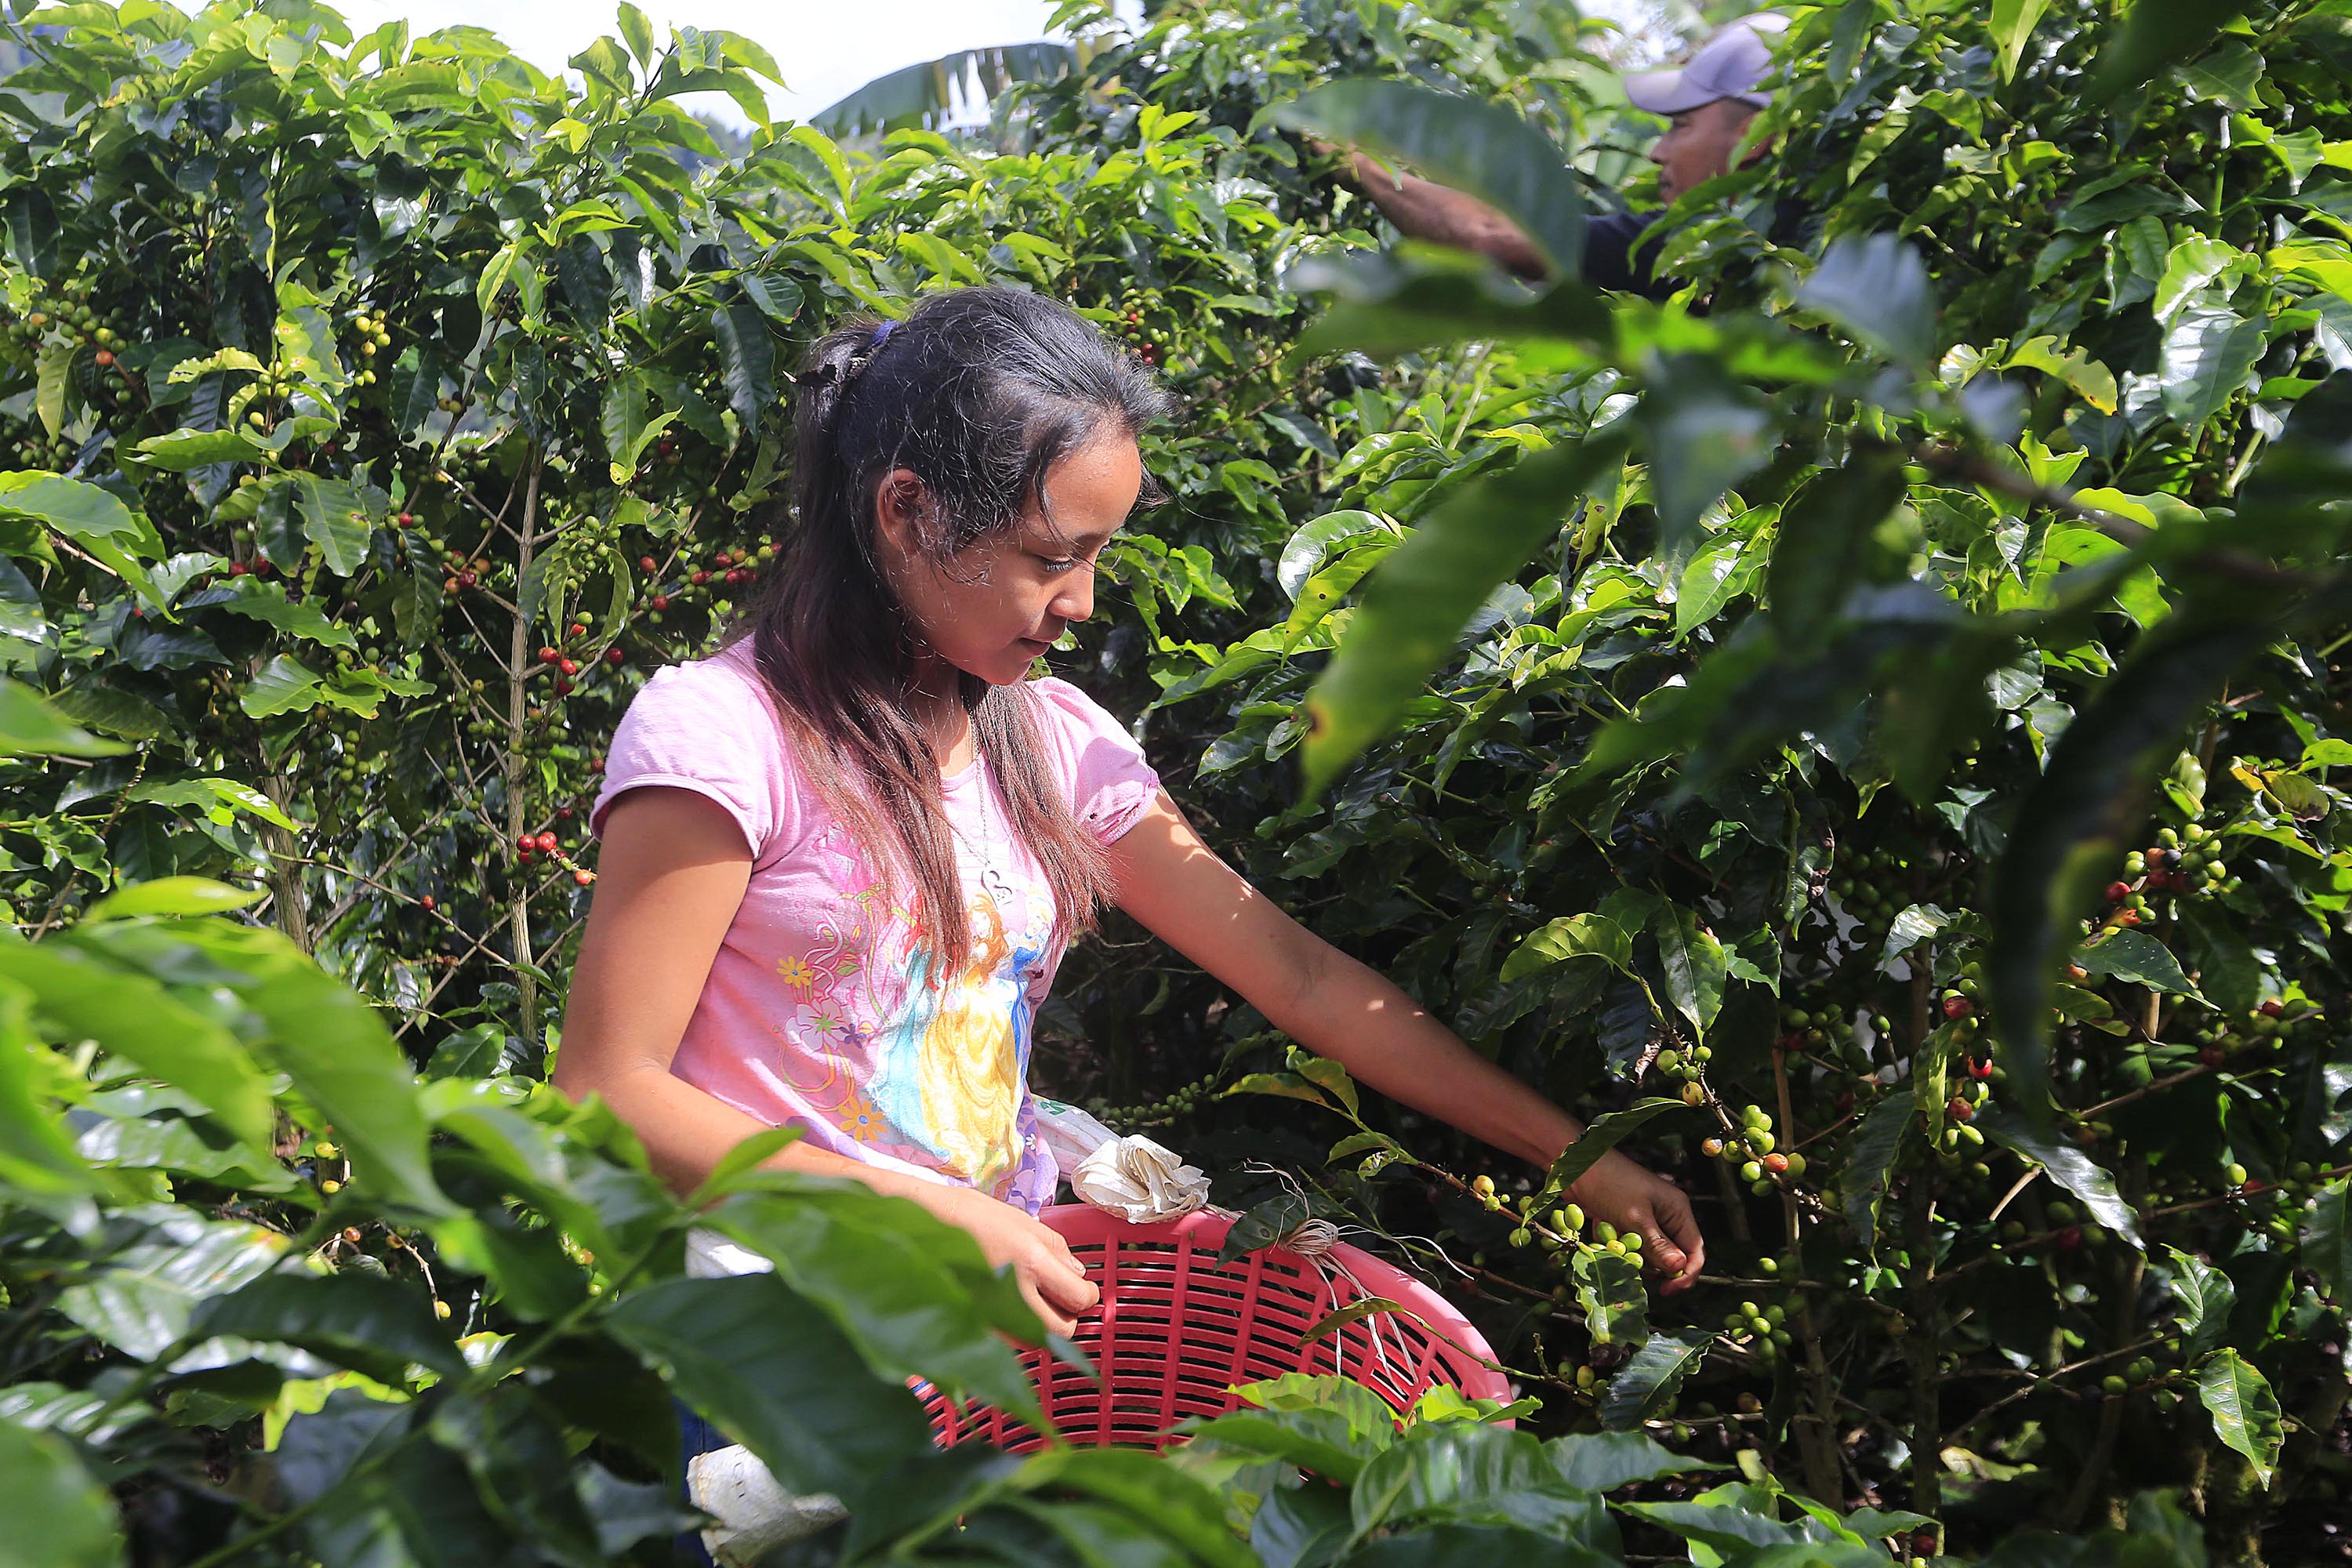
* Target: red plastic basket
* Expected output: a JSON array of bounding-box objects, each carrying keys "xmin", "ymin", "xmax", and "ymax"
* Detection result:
[{"xmin": 918, "ymin": 1203, "xmax": 1512, "ymax": 1453}]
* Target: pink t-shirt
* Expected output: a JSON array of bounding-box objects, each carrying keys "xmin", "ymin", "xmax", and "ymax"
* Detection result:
[{"xmin": 589, "ymin": 640, "xmax": 1160, "ymax": 1212}]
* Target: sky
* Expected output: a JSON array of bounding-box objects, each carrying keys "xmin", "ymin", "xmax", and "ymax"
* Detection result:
[{"xmin": 169, "ymin": 1, "xmax": 1131, "ymax": 125}]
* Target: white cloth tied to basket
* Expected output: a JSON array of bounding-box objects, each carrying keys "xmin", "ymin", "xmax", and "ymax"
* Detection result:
[{"xmin": 682, "ymin": 1099, "xmax": 1388, "ymax": 1563}]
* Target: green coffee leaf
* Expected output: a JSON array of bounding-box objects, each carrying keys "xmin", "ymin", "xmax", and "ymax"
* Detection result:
[
  {"xmin": 1991, "ymin": 0, "xmax": 2055, "ymax": 81},
  {"xmin": 1542, "ymin": 1430, "xmax": 1714, "ymax": 1492},
  {"xmin": 192, "ymin": 1271, "xmax": 469, "ymax": 1381},
  {"xmin": 605, "ymin": 1272, "xmax": 935, "ymax": 1498},
  {"xmin": 1272, "ymin": 79, "xmax": 1584, "ymax": 275},
  {"xmin": 1842, "ymin": 1088, "xmax": 1915, "ymax": 1252},
  {"xmin": 0, "ymin": 471, "xmax": 149, "ymax": 546},
  {"xmin": 2195, "ymin": 1348, "xmax": 2282, "ymax": 1486},
  {"xmin": 2070, "ymin": 927, "xmax": 2195, "ymax": 994},
  {"xmin": 2301, "ymin": 1179, "xmax": 2352, "ymax": 1304},
  {"xmin": 1976, "ymin": 1107, "xmax": 2143, "ymax": 1250},
  {"xmin": 2163, "ymin": 1245, "xmax": 2237, "ymax": 1361},
  {"xmin": 1549, "ymin": 1098, "xmax": 1688, "ymax": 1194},
  {"xmin": 1987, "ymin": 607, "xmax": 2277, "ymax": 1122},
  {"xmin": 2161, "ymin": 293, "xmax": 2268, "ymax": 430},
  {"xmin": 1653, "ymin": 903, "xmax": 1726, "ymax": 1040},
  {"xmin": 2093, "ymin": 0, "xmax": 2257, "ymax": 100},
  {"xmin": 1180, "ymin": 1406, "xmax": 1378, "ymax": 1484},
  {"xmin": 84, "ymin": 877, "xmax": 264, "ymax": 922},
  {"xmin": 0, "ymin": 940, "xmax": 274, "ymax": 1149},
  {"xmin": 0, "ymin": 680, "xmax": 129, "ymax": 757},
  {"xmin": 1571, "ymin": 1247, "xmax": 1647, "ymax": 1346},
  {"xmin": 1600, "ymin": 1330, "xmax": 1708, "ymax": 1431},
  {"xmin": 241, "ymin": 655, "xmax": 323, "ymax": 718},
  {"xmin": 1500, "ymin": 913, "xmax": 1632, "ymax": 982},
  {"xmin": 1795, "ymin": 235, "xmax": 1936, "ymax": 368},
  {"xmin": 0, "ymin": 1419, "xmax": 122, "ymax": 1568},
  {"xmin": 1301, "ymin": 429, "xmax": 1627, "ymax": 794},
  {"xmin": 294, "ymin": 474, "xmax": 371, "ymax": 576},
  {"xmin": 1766, "ymin": 446, "xmax": 1909, "ymax": 655}
]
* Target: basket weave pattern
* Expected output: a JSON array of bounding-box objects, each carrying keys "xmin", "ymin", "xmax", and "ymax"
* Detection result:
[{"xmin": 919, "ymin": 1204, "xmax": 1512, "ymax": 1453}]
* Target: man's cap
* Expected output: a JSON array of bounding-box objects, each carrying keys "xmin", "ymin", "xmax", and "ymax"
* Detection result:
[{"xmin": 1623, "ymin": 13, "xmax": 1791, "ymax": 116}]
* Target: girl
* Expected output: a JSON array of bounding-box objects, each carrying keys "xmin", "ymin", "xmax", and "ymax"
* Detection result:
[{"xmin": 555, "ymin": 285, "xmax": 1704, "ymax": 1341}]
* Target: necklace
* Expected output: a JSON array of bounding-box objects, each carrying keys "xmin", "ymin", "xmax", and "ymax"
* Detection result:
[{"xmin": 949, "ymin": 753, "xmax": 1018, "ymax": 910}]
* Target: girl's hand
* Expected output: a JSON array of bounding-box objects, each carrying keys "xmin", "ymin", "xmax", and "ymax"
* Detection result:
[
  {"xmin": 929, "ymin": 1185, "xmax": 1100, "ymax": 1339},
  {"xmin": 1568, "ymin": 1149, "xmax": 1706, "ymax": 1294}
]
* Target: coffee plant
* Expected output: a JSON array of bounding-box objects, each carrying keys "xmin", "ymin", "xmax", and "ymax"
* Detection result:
[
  {"xmin": 1124, "ymin": 0, "xmax": 2352, "ymax": 1561},
  {"xmin": 0, "ymin": 0, "xmax": 2340, "ymax": 1562}
]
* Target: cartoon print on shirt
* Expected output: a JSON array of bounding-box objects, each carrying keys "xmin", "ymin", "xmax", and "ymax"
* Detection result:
[
  {"xmin": 896, "ymin": 895, "xmax": 1051, "ymax": 1189},
  {"xmin": 775, "ymin": 811, "xmax": 1058, "ymax": 1195}
]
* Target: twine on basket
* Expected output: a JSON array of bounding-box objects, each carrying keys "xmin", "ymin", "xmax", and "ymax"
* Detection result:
[
  {"xmin": 1035, "ymin": 1102, "xmax": 1454, "ymax": 1388},
  {"xmin": 1233, "ymin": 1162, "xmax": 1407, "ymax": 1384}
]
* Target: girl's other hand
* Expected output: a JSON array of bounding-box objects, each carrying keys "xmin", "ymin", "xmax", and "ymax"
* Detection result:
[
  {"xmin": 929, "ymin": 1186, "xmax": 1099, "ymax": 1339},
  {"xmin": 1568, "ymin": 1149, "xmax": 1707, "ymax": 1294}
]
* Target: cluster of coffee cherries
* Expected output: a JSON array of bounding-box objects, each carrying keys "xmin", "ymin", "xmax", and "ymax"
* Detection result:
[
  {"xmin": 1718, "ymin": 1297, "xmax": 1793, "ymax": 1365},
  {"xmin": 1996, "ymin": 1198, "xmax": 2101, "ymax": 1255},
  {"xmin": 535, "ymin": 622, "xmax": 629, "ymax": 697},
  {"xmin": 309, "ymin": 1134, "xmax": 347, "ymax": 1197},
  {"xmin": 1935, "ymin": 967, "xmax": 1996, "ymax": 1149},
  {"xmin": 7, "ymin": 423, "xmax": 78, "ymax": 468},
  {"xmin": 682, "ymin": 541, "xmax": 773, "ymax": 592},
  {"xmin": 2225, "ymin": 1156, "xmax": 2336, "ymax": 1244},
  {"xmin": 2190, "ymin": 997, "xmax": 2323, "ymax": 1068},
  {"xmin": 434, "ymin": 539, "xmax": 489, "ymax": 593},
  {"xmin": 1825, "ymin": 847, "xmax": 1917, "ymax": 942},
  {"xmin": 514, "ymin": 826, "xmax": 595, "ymax": 887},
  {"xmin": 1468, "ymin": 1177, "xmax": 1647, "ymax": 1271},
  {"xmin": 0, "ymin": 273, "xmax": 133, "ymax": 368},
  {"xmin": 1941, "ymin": 1073, "xmax": 1992, "ymax": 1155},
  {"xmin": 2097, "ymin": 825, "xmax": 2229, "ymax": 929},
  {"xmin": 1090, "ymin": 1070, "xmax": 1218, "ymax": 1129},
  {"xmin": 345, "ymin": 309, "xmax": 393, "ymax": 387},
  {"xmin": 2100, "ymin": 1349, "xmax": 2169, "ymax": 1398},
  {"xmin": 630, "ymin": 433, "xmax": 731, "ymax": 505},
  {"xmin": 1105, "ymin": 289, "xmax": 1160, "ymax": 368},
  {"xmin": 1651, "ymin": 1043, "xmax": 1715, "ymax": 1105},
  {"xmin": 1700, "ymin": 1104, "xmax": 1805, "ymax": 1197},
  {"xmin": 637, "ymin": 539, "xmax": 782, "ymax": 630},
  {"xmin": 1777, "ymin": 1003, "xmax": 1872, "ymax": 1076}
]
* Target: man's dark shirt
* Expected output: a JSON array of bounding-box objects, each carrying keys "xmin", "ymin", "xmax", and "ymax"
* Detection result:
[
  {"xmin": 1579, "ymin": 202, "xmax": 1808, "ymax": 301},
  {"xmin": 1582, "ymin": 209, "xmax": 1674, "ymax": 299}
]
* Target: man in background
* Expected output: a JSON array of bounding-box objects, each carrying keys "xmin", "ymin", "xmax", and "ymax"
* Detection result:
[{"xmin": 1320, "ymin": 13, "xmax": 1790, "ymax": 296}]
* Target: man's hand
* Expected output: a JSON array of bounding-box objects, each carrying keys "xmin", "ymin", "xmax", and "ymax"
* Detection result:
[
  {"xmin": 1301, "ymin": 135, "xmax": 1381, "ymax": 187},
  {"xmin": 1291, "ymin": 132, "xmax": 1550, "ymax": 281}
]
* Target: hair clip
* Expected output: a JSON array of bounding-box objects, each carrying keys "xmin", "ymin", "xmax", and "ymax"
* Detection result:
[{"xmin": 844, "ymin": 318, "xmax": 895, "ymax": 381}]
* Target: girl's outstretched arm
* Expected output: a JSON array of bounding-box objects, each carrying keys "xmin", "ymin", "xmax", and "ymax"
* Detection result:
[{"xmin": 1108, "ymin": 790, "xmax": 1704, "ymax": 1292}]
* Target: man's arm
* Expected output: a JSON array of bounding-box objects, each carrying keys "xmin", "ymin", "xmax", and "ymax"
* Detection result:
[{"xmin": 1331, "ymin": 147, "xmax": 1551, "ymax": 281}]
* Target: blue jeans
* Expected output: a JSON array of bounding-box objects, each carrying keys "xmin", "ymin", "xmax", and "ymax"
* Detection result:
[{"xmin": 677, "ymin": 1402, "xmax": 728, "ymax": 1568}]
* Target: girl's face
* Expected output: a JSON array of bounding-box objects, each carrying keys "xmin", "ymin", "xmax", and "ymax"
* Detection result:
[{"xmin": 874, "ymin": 432, "xmax": 1144, "ymax": 690}]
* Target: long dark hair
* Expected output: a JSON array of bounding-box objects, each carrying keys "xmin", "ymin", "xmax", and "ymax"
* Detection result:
[{"xmin": 723, "ymin": 286, "xmax": 1172, "ymax": 964}]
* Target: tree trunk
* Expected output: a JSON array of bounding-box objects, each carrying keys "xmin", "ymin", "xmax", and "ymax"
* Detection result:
[{"xmin": 506, "ymin": 456, "xmax": 541, "ymax": 1047}]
